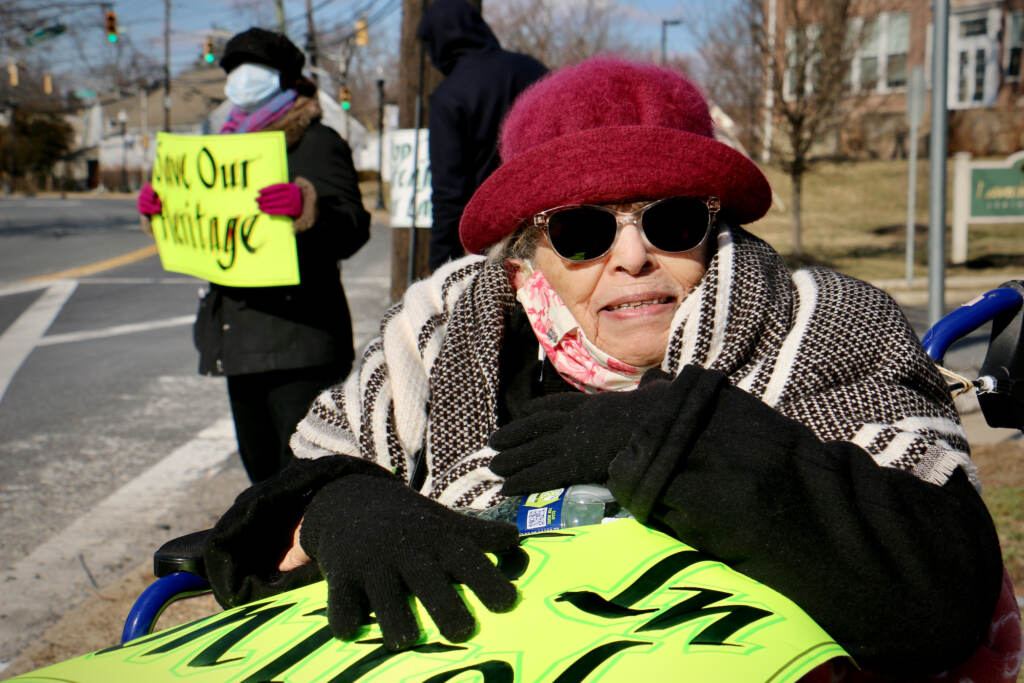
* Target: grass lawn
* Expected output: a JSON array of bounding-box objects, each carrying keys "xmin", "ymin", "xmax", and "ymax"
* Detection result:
[{"xmin": 752, "ymin": 159, "xmax": 1024, "ymax": 282}]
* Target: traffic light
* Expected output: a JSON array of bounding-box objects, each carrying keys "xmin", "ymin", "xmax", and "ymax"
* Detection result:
[
  {"xmin": 354, "ymin": 17, "xmax": 368, "ymax": 47},
  {"xmin": 203, "ymin": 37, "xmax": 215, "ymax": 63},
  {"xmin": 339, "ymin": 85, "xmax": 352, "ymax": 111},
  {"xmin": 43, "ymin": 74, "xmax": 52, "ymax": 94},
  {"xmin": 104, "ymin": 10, "xmax": 118, "ymax": 43},
  {"xmin": 7, "ymin": 62, "xmax": 18, "ymax": 87}
]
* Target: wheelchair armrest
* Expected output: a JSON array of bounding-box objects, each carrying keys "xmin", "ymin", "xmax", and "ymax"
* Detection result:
[
  {"xmin": 978, "ymin": 280, "xmax": 1024, "ymax": 430},
  {"xmin": 154, "ymin": 529, "xmax": 212, "ymax": 580}
]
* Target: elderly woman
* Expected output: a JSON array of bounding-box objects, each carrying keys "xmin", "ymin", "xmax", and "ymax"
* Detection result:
[{"xmin": 204, "ymin": 58, "xmax": 1016, "ymax": 680}]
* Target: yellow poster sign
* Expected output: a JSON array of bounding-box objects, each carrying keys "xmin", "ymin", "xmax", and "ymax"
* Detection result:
[
  {"xmin": 15, "ymin": 521, "xmax": 848, "ymax": 682},
  {"xmin": 149, "ymin": 131, "xmax": 299, "ymax": 287}
]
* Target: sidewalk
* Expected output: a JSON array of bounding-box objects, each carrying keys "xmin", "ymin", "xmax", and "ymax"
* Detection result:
[{"xmin": 872, "ymin": 274, "xmax": 1018, "ymax": 308}]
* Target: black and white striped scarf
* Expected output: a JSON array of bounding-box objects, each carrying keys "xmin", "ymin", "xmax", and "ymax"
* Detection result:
[{"xmin": 292, "ymin": 225, "xmax": 972, "ymax": 509}]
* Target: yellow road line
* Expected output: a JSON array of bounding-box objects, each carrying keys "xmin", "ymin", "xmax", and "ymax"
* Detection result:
[{"xmin": 23, "ymin": 244, "xmax": 159, "ymax": 282}]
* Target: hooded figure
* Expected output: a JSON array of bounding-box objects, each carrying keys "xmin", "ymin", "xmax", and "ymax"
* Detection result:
[
  {"xmin": 137, "ymin": 27, "xmax": 370, "ymax": 483},
  {"xmin": 416, "ymin": 0, "xmax": 546, "ymax": 270}
]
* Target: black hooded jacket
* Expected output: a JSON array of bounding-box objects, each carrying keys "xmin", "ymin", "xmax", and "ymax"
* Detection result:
[{"xmin": 417, "ymin": 0, "xmax": 547, "ymax": 269}]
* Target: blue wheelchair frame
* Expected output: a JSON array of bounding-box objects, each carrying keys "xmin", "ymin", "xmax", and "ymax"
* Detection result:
[{"xmin": 121, "ymin": 281, "xmax": 1024, "ymax": 644}]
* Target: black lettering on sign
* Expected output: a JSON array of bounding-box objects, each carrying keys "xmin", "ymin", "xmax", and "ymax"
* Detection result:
[
  {"xmin": 218, "ymin": 217, "xmax": 238, "ymax": 270},
  {"xmin": 554, "ymin": 550, "xmax": 713, "ymax": 619},
  {"xmin": 96, "ymin": 600, "xmax": 293, "ymax": 660},
  {"xmin": 421, "ymin": 660, "xmax": 515, "ymax": 683},
  {"xmin": 636, "ymin": 586, "xmax": 772, "ymax": 646},
  {"xmin": 610, "ymin": 550, "xmax": 713, "ymax": 606},
  {"xmin": 239, "ymin": 214, "xmax": 262, "ymax": 254},
  {"xmin": 325, "ymin": 638, "xmax": 467, "ymax": 683},
  {"xmin": 552, "ymin": 640, "xmax": 651, "ymax": 683},
  {"xmin": 195, "ymin": 146, "xmax": 260, "ymax": 190},
  {"xmin": 152, "ymin": 152, "xmax": 190, "ymax": 189},
  {"xmin": 197, "ymin": 147, "xmax": 217, "ymax": 189},
  {"xmin": 555, "ymin": 592, "xmax": 656, "ymax": 619},
  {"xmin": 168, "ymin": 603, "xmax": 293, "ymax": 667},
  {"xmin": 236, "ymin": 624, "xmax": 334, "ymax": 683},
  {"xmin": 554, "ymin": 549, "xmax": 771, "ymax": 647}
]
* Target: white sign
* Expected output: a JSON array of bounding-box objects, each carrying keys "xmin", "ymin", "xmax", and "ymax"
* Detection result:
[{"xmin": 387, "ymin": 128, "xmax": 432, "ymax": 228}]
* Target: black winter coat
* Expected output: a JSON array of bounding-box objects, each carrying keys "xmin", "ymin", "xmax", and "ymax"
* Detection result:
[
  {"xmin": 194, "ymin": 100, "xmax": 370, "ymax": 376},
  {"xmin": 417, "ymin": 0, "xmax": 547, "ymax": 269}
]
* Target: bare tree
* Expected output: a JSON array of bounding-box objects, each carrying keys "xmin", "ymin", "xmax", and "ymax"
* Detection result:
[
  {"xmin": 484, "ymin": 0, "xmax": 640, "ymax": 69},
  {"xmin": 694, "ymin": 0, "xmax": 764, "ymax": 159},
  {"xmin": 745, "ymin": 0, "xmax": 869, "ymax": 256}
]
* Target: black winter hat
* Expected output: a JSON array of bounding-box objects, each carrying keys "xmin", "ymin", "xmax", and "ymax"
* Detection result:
[{"xmin": 220, "ymin": 27, "xmax": 305, "ymax": 83}]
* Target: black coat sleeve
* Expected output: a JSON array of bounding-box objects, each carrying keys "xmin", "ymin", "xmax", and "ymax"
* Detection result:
[
  {"xmin": 291, "ymin": 123, "xmax": 370, "ymax": 261},
  {"xmin": 606, "ymin": 365, "xmax": 1003, "ymax": 678}
]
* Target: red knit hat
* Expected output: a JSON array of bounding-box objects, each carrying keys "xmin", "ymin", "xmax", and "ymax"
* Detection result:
[{"xmin": 459, "ymin": 56, "xmax": 772, "ymax": 254}]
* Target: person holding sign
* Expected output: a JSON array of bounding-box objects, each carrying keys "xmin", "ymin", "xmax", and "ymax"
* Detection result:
[
  {"xmin": 202, "ymin": 58, "xmax": 1020, "ymax": 680},
  {"xmin": 138, "ymin": 28, "xmax": 370, "ymax": 483}
]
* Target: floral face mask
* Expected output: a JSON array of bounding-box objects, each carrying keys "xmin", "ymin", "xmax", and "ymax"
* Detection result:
[{"xmin": 513, "ymin": 260, "xmax": 652, "ymax": 393}]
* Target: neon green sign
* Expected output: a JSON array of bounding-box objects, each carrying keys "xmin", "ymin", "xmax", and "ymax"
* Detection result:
[
  {"xmin": 149, "ymin": 131, "xmax": 299, "ymax": 287},
  {"xmin": 15, "ymin": 521, "xmax": 847, "ymax": 682}
]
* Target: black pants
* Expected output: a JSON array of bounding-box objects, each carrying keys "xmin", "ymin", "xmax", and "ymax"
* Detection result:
[{"xmin": 226, "ymin": 363, "xmax": 349, "ymax": 483}]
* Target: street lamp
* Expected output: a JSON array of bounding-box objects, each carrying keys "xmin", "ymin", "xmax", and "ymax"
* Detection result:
[{"xmin": 660, "ymin": 18, "xmax": 683, "ymax": 65}]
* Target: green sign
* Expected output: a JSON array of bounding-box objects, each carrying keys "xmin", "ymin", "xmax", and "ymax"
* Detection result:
[
  {"xmin": 970, "ymin": 152, "xmax": 1024, "ymax": 219},
  {"xmin": 13, "ymin": 521, "xmax": 848, "ymax": 682},
  {"xmin": 149, "ymin": 131, "xmax": 300, "ymax": 287}
]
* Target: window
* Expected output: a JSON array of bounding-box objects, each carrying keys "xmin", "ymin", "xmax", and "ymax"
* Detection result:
[
  {"xmin": 960, "ymin": 17, "xmax": 987, "ymax": 37},
  {"xmin": 783, "ymin": 26, "xmax": 819, "ymax": 100},
  {"xmin": 958, "ymin": 51, "xmax": 969, "ymax": 102},
  {"xmin": 948, "ymin": 9, "xmax": 999, "ymax": 108},
  {"xmin": 1006, "ymin": 11, "xmax": 1023, "ymax": 80},
  {"xmin": 974, "ymin": 48, "xmax": 986, "ymax": 101},
  {"xmin": 849, "ymin": 12, "xmax": 909, "ymax": 93},
  {"xmin": 885, "ymin": 13, "xmax": 909, "ymax": 89},
  {"xmin": 784, "ymin": 28, "xmax": 799, "ymax": 100},
  {"xmin": 858, "ymin": 17, "xmax": 880, "ymax": 92}
]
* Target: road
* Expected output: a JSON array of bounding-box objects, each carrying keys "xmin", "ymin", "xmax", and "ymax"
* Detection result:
[{"xmin": 0, "ymin": 196, "xmax": 392, "ymax": 668}]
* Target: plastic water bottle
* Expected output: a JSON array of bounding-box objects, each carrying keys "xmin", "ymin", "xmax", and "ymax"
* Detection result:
[{"xmin": 560, "ymin": 484, "xmax": 617, "ymax": 528}]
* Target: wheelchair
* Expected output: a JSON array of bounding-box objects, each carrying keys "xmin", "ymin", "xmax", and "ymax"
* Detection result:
[{"xmin": 19, "ymin": 282, "xmax": 1024, "ymax": 682}]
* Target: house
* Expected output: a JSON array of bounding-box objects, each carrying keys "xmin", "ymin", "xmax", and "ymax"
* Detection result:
[{"xmin": 764, "ymin": 0, "xmax": 1024, "ymax": 158}]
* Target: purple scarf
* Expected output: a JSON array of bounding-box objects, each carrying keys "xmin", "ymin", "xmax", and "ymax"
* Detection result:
[{"xmin": 220, "ymin": 89, "xmax": 298, "ymax": 134}]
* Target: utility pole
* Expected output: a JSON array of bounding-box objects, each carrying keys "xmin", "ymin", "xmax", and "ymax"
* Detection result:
[
  {"xmin": 376, "ymin": 78, "xmax": 385, "ymax": 209},
  {"xmin": 393, "ymin": 0, "xmax": 481, "ymax": 299},
  {"xmin": 118, "ymin": 110, "xmax": 128, "ymax": 191},
  {"xmin": 163, "ymin": 0, "xmax": 171, "ymax": 132},
  {"xmin": 4, "ymin": 103, "xmax": 15, "ymax": 195},
  {"xmin": 927, "ymin": 0, "xmax": 950, "ymax": 326},
  {"xmin": 304, "ymin": 0, "xmax": 318, "ymax": 82}
]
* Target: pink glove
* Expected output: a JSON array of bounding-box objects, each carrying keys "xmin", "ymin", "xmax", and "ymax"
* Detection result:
[
  {"xmin": 257, "ymin": 182, "xmax": 303, "ymax": 218},
  {"xmin": 137, "ymin": 182, "xmax": 162, "ymax": 216}
]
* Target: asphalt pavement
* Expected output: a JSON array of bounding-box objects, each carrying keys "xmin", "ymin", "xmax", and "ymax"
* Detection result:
[{"xmin": 0, "ymin": 195, "xmax": 394, "ymax": 673}]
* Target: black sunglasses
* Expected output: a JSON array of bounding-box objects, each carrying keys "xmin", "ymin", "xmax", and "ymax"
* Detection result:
[{"xmin": 531, "ymin": 196, "xmax": 720, "ymax": 263}]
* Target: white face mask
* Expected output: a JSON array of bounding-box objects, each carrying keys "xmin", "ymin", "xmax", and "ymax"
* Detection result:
[{"xmin": 224, "ymin": 63, "xmax": 282, "ymax": 111}]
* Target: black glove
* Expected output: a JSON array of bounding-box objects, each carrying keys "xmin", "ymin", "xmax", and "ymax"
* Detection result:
[
  {"xmin": 488, "ymin": 369, "xmax": 675, "ymax": 495},
  {"xmin": 204, "ymin": 454, "xmax": 393, "ymax": 609},
  {"xmin": 299, "ymin": 474, "xmax": 520, "ymax": 650}
]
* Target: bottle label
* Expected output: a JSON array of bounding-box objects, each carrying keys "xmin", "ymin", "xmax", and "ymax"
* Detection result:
[{"xmin": 516, "ymin": 488, "xmax": 567, "ymax": 534}]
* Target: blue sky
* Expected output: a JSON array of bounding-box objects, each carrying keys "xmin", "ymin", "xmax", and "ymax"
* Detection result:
[{"xmin": 31, "ymin": 0, "xmax": 709, "ymax": 84}]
